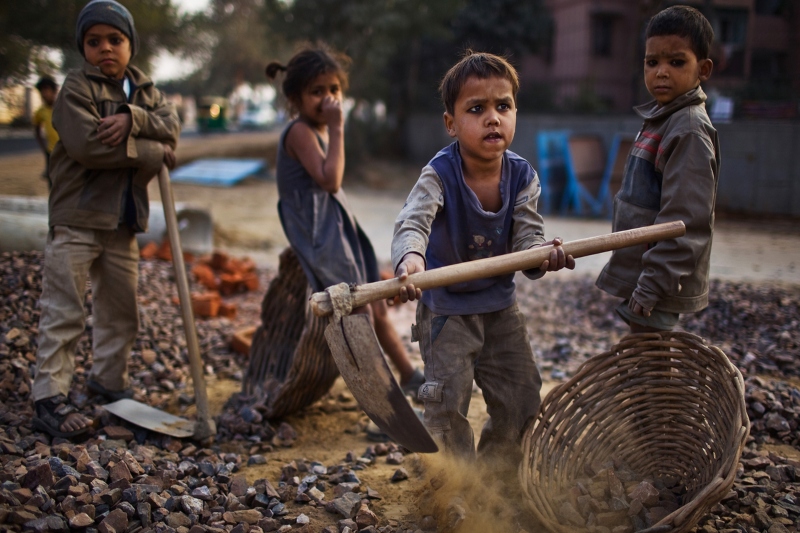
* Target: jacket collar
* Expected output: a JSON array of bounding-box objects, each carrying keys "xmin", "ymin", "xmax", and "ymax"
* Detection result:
[
  {"xmin": 81, "ymin": 61, "xmax": 153, "ymax": 89},
  {"xmin": 634, "ymin": 86, "xmax": 706, "ymax": 121}
]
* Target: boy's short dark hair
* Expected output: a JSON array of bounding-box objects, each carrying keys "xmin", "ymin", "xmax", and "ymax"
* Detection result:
[
  {"xmin": 35, "ymin": 76, "xmax": 58, "ymax": 92},
  {"xmin": 646, "ymin": 5, "xmax": 714, "ymax": 60},
  {"xmin": 439, "ymin": 51, "xmax": 520, "ymax": 115}
]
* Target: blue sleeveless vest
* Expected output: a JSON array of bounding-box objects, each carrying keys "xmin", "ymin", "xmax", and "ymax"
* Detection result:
[{"xmin": 422, "ymin": 142, "xmax": 535, "ymax": 315}]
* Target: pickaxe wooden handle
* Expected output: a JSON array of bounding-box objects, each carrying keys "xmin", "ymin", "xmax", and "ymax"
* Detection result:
[{"xmin": 310, "ymin": 220, "xmax": 685, "ymax": 317}]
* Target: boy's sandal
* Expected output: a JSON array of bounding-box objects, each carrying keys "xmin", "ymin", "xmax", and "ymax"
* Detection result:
[
  {"xmin": 87, "ymin": 380, "xmax": 134, "ymax": 402},
  {"xmin": 33, "ymin": 395, "xmax": 92, "ymax": 439}
]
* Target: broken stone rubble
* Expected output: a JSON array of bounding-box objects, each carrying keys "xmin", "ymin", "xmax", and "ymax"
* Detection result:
[{"xmin": 2, "ymin": 252, "xmax": 800, "ymax": 531}]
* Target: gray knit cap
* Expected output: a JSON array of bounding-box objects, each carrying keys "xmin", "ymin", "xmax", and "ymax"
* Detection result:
[{"xmin": 76, "ymin": 0, "xmax": 139, "ymax": 59}]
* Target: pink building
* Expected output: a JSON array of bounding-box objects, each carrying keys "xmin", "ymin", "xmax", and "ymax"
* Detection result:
[{"xmin": 520, "ymin": 0, "xmax": 800, "ymax": 113}]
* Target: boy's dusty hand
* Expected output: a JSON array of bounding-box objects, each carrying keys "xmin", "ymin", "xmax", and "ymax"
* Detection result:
[
  {"xmin": 162, "ymin": 144, "xmax": 176, "ymax": 170},
  {"xmin": 97, "ymin": 113, "xmax": 132, "ymax": 146},
  {"xmin": 628, "ymin": 296, "xmax": 652, "ymax": 317},
  {"xmin": 392, "ymin": 253, "xmax": 425, "ymax": 304},
  {"xmin": 538, "ymin": 238, "xmax": 576, "ymax": 272}
]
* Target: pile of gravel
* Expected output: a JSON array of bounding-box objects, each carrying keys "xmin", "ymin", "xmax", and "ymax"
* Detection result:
[{"xmin": 2, "ymin": 252, "xmax": 800, "ymax": 532}]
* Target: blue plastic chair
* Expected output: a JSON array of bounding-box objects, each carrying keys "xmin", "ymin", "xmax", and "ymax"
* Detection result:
[
  {"xmin": 559, "ymin": 133, "xmax": 635, "ymax": 218},
  {"xmin": 535, "ymin": 130, "xmax": 571, "ymax": 214},
  {"xmin": 595, "ymin": 133, "xmax": 635, "ymax": 218},
  {"xmin": 559, "ymin": 134, "xmax": 607, "ymax": 216}
]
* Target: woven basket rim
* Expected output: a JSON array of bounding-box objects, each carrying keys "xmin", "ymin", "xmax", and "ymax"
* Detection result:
[{"xmin": 520, "ymin": 331, "xmax": 749, "ymax": 533}]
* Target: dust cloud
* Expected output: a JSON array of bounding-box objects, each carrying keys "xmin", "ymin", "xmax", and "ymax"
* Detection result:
[{"xmin": 411, "ymin": 452, "xmax": 539, "ymax": 533}]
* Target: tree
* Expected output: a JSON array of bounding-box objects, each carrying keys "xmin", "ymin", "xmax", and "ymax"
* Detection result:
[
  {"xmin": 451, "ymin": 0, "xmax": 552, "ymax": 59},
  {"xmin": 271, "ymin": 0, "xmax": 550, "ymax": 156},
  {"xmin": 177, "ymin": 0, "xmax": 292, "ymax": 98},
  {"xmin": 1, "ymin": 0, "xmax": 190, "ymax": 88}
]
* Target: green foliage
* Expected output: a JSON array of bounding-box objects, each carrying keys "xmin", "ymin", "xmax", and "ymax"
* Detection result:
[
  {"xmin": 275, "ymin": 0, "xmax": 551, "ymax": 108},
  {"xmin": 1, "ymin": 0, "xmax": 190, "ymax": 87},
  {"xmin": 269, "ymin": 0, "xmax": 550, "ymax": 154},
  {"xmin": 451, "ymin": 0, "xmax": 552, "ymax": 58},
  {"xmin": 173, "ymin": 0, "xmax": 293, "ymax": 98},
  {"xmin": 517, "ymin": 82, "xmax": 557, "ymax": 113},
  {"xmin": 280, "ymin": 0, "xmax": 461, "ymax": 102},
  {"xmin": 564, "ymin": 79, "xmax": 613, "ymax": 115}
]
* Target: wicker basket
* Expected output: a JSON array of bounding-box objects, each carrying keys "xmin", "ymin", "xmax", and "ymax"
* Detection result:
[
  {"xmin": 243, "ymin": 247, "xmax": 339, "ymax": 419},
  {"xmin": 521, "ymin": 332, "xmax": 749, "ymax": 533}
]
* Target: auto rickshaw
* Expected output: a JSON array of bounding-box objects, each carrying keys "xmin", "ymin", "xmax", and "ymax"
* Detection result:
[{"xmin": 197, "ymin": 96, "xmax": 228, "ymax": 133}]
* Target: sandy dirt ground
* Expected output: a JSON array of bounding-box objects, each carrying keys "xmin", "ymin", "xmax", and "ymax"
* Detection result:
[{"xmin": 2, "ymin": 131, "xmax": 800, "ymax": 530}]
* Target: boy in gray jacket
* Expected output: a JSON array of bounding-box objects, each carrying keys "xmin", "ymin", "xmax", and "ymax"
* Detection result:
[
  {"xmin": 596, "ymin": 5, "xmax": 720, "ymax": 332},
  {"xmin": 33, "ymin": 0, "xmax": 179, "ymax": 439}
]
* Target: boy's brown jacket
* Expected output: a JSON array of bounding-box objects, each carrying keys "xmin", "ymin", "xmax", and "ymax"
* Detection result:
[
  {"xmin": 596, "ymin": 87, "xmax": 720, "ymax": 313},
  {"xmin": 49, "ymin": 62, "xmax": 180, "ymax": 232}
]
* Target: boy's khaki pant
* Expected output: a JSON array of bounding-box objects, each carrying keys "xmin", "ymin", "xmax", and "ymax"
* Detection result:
[
  {"xmin": 415, "ymin": 301, "xmax": 542, "ymax": 470},
  {"xmin": 33, "ymin": 225, "xmax": 139, "ymax": 401}
]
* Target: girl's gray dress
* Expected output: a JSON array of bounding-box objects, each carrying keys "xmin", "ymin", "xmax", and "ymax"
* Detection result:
[{"xmin": 276, "ymin": 119, "xmax": 379, "ymax": 292}]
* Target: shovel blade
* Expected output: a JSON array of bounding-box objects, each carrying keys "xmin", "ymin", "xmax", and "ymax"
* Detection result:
[
  {"xmin": 103, "ymin": 399, "xmax": 195, "ymax": 438},
  {"xmin": 325, "ymin": 315, "xmax": 438, "ymax": 453}
]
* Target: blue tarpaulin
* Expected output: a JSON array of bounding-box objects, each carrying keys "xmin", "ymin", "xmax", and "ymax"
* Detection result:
[{"xmin": 170, "ymin": 158, "xmax": 266, "ymax": 187}]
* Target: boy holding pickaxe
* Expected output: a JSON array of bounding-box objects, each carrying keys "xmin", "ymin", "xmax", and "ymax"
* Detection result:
[{"xmin": 392, "ymin": 51, "xmax": 574, "ymax": 473}]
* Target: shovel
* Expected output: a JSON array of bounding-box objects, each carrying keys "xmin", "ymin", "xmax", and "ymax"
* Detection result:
[
  {"xmin": 310, "ymin": 220, "xmax": 686, "ymax": 453},
  {"xmin": 104, "ymin": 166, "xmax": 217, "ymax": 440}
]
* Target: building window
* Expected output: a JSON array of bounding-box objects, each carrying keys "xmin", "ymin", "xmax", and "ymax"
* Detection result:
[
  {"xmin": 755, "ymin": 0, "xmax": 785, "ymax": 16},
  {"xmin": 717, "ymin": 9, "xmax": 748, "ymax": 46},
  {"xmin": 591, "ymin": 15, "xmax": 614, "ymax": 57},
  {"xmin": 715, "ymin": 8, "xmax": 748, "ymax": 77}
]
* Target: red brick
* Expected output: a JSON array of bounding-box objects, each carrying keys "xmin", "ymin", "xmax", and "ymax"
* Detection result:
[
  {"xmin": 191, "ymin": 292, "xmax": 220, "ymax": 318},
  {"xmin": 218, "ymin": 302, "xmax": 237, "ymax": 319},
  {"xmin": 139, "ymin": 242, "xmax": 158, "ymax": 260}
]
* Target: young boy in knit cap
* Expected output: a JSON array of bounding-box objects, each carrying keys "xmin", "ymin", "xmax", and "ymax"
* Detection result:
[{"xmin": 32, "ymin": 0, "xmax": 180, "ymax": 439}]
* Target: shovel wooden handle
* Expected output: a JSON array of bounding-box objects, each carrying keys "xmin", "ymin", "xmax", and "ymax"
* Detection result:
[
  {"xmin": 310, "ymin": 220, "xmax": 685, "ymax": 317},
  {"xmin": 157, "ymin": 166, "xmax": 216, "ymax": 440}
]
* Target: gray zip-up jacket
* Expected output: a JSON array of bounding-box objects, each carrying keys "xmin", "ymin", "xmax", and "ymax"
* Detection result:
[
  {"xmin": 596, "ymin": 86, "xmax": 720, "ymax": 313},
  {"xmin": 49, "ymin": 62, "xmax": 179, "ymax": 232}
]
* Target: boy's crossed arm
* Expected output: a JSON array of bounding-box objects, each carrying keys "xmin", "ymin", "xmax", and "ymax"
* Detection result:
[
  {"xmin": 100, "ymin": 90, "xmax": 180, "ymax": 169},
  {"xmin": 54, "ymin": 75, "xmax": 179, "ymax": 172},
  {"xmin": 119, "ymin": 90, "xmax": 180, "ymax": 147},
  {"xmin": 97, "ymin": 107, "xmax": 178, "ymax": 169}
]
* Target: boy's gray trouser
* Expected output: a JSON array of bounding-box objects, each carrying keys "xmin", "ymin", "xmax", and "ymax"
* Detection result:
[
  {"xmin": 33, "ymin": 225, "xmax": 139, "ymax": 401},
  {"xmin": 416, "ymin": 301, "xmax": 542, "ymax": 468}
]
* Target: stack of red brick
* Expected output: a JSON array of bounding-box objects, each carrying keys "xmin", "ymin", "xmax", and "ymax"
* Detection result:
[
  {"xmin": 189, "ymin": 252, "xmax": 259, "ymax": 319},
  {"xmin": 140, "ymin": 238, "xmax": 192, "ymax": 263},
  {"xmin": 140, "ymin": 241, "xmax": 259, "ymax": 319}
]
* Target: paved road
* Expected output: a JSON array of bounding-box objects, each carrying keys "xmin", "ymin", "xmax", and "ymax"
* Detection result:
[
  {"xmin": 217, "ymin": 181, "xmax": 799, "ymax": 286},
  {"xmin": 0, "ymin": 128, "xmax": 265, "ymax": 156},
  {"xmin": 0, "ymin": 137, "xmax": 38, "ymax": 155},
  {"xmin": 2, "ymin": 129, "xmax": 797, "ymax": 286}
]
